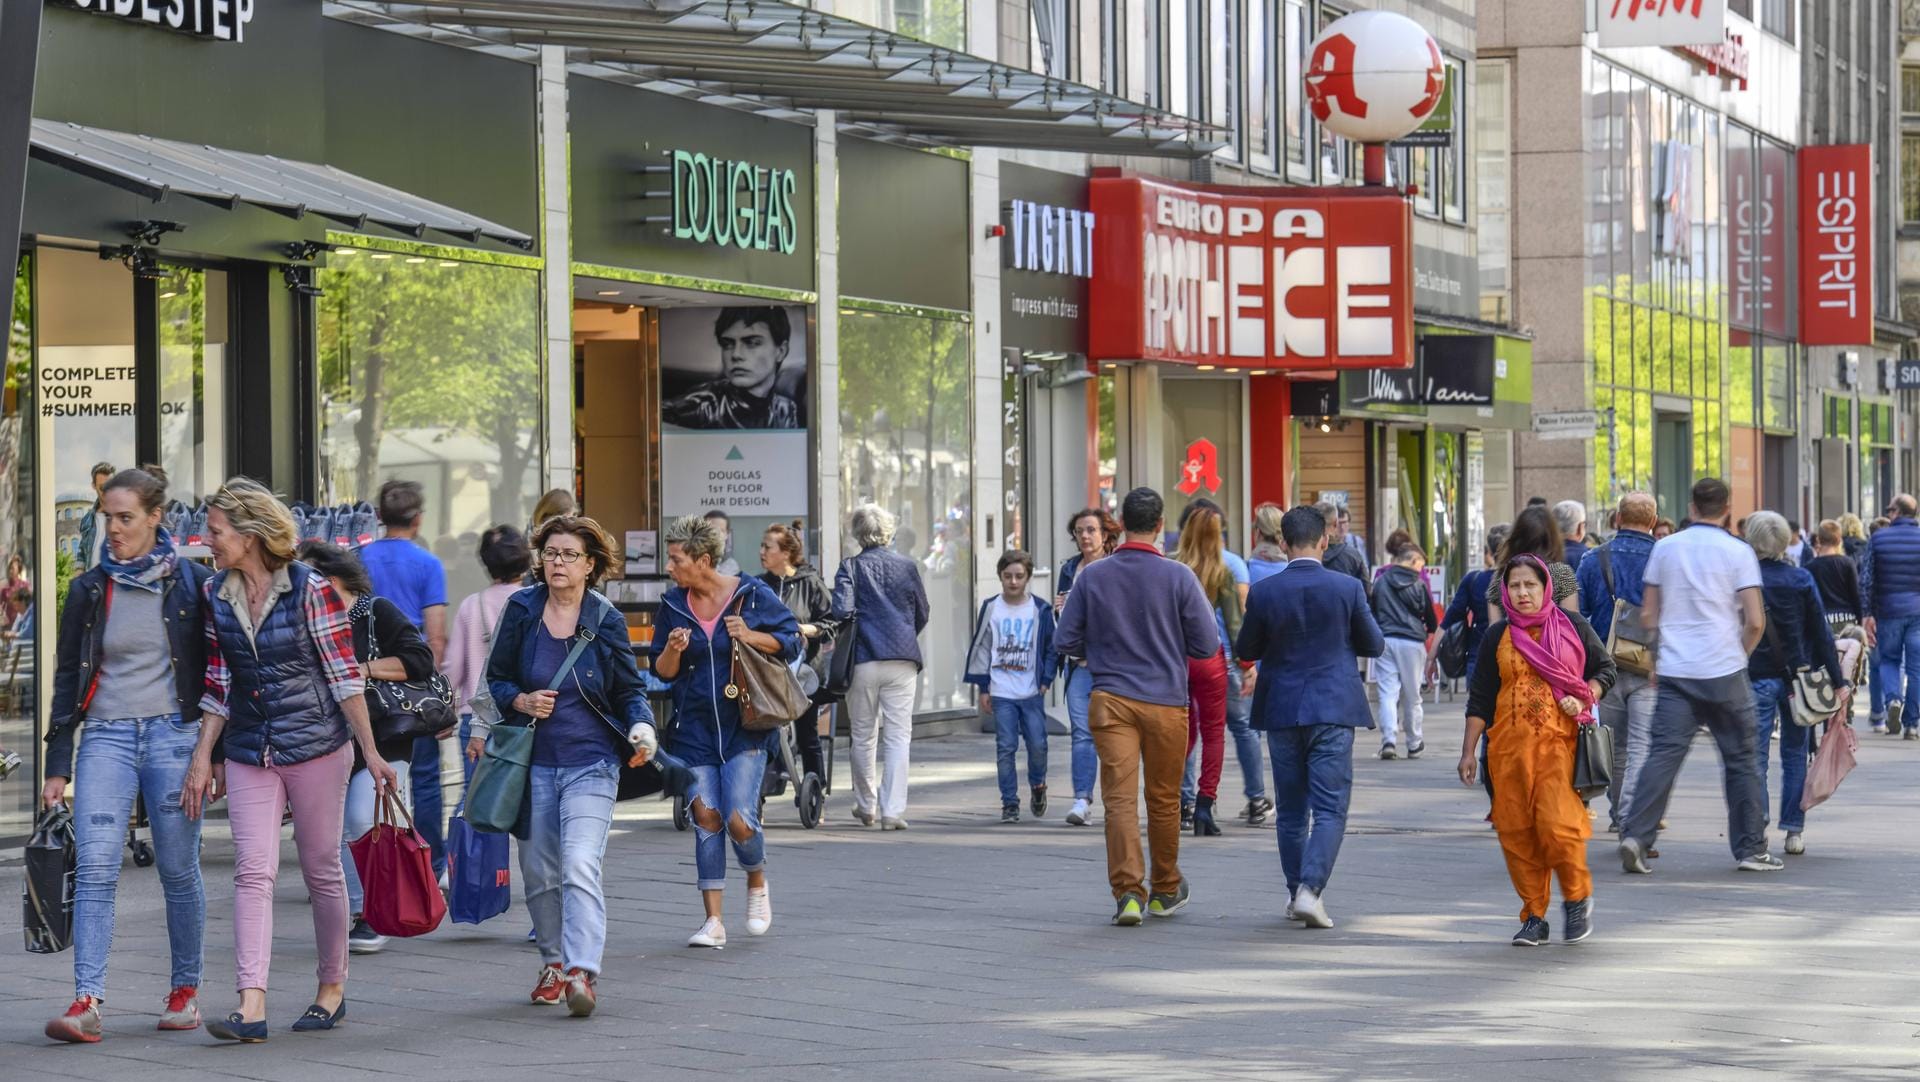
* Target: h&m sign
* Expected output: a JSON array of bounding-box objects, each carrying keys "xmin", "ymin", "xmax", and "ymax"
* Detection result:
[
  {"xmin": 57, "ymin": 0, "xmax": 254, "ymax": 41},
  {"xmin": 1007, "ymin": 200, "xmax": 1095, "ymax": 278}
]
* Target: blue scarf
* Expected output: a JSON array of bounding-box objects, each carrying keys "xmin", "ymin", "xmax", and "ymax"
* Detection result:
[{"xmin": 99, "ymin": 528, "xmax": 179, "ymax": 594}]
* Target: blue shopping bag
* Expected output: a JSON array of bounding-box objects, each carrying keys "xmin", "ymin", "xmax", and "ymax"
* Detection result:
[{"xmin": 445, "ymin": 810, "xmax": 511, "ymax": 925}]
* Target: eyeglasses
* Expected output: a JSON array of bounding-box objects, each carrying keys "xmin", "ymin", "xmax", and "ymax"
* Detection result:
[{"xmin": 541, "ymin": 548, "xmax": 587, "ymax": 565}]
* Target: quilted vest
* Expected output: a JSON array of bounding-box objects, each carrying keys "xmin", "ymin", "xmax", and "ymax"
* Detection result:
[{"xmin": 212, "ymin": 562, "xmax": 348, "ymax": 767}]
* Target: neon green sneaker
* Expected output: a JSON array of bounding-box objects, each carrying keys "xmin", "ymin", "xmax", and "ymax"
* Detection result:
[
  {"xmin": 1148, "ymin": 878, "xmax": 1191, "ymax": 918},
  {"xmin": 1112, "ymin": 893, "xmax": 1145, "ymax": 927}
]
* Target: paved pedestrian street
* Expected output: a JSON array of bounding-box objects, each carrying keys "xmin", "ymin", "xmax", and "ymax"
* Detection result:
[{"xmin": 4, "ymin": 711, "xmax": 1917, "ymax": 1081}]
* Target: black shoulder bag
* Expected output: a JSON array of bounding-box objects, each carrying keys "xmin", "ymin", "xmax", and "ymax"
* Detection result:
[
  {"xmin": 815, "ymin": 561, "xmax": 862, "ymax": 704},
  {"xmin": 364, "ymin": 609, "xmax": 457, "ymax": 744}
]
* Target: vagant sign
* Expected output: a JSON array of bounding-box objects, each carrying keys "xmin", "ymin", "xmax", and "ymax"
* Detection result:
[{"xmin": 1088, "ymin": 174, "xmax": 1413, "ymax": 371}]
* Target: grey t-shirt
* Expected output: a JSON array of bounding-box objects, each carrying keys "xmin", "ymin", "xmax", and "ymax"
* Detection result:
[{"xmin": 87, "ymin": 586, "xmax": 176, "ymax": 721}]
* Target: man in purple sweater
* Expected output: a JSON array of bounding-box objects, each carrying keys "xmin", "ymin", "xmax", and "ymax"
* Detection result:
[{"xmin": 1055, "ymin": 487, "xmax": 1220, "ymax": 926}]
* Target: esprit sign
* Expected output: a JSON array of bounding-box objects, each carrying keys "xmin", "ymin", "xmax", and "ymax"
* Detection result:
[
  {"xmin": 669, "ymin": 150, "xmax": 799, "ymax": 255},
  {"xmin": 1596, "ymin": 0, "xmax": 1725, "ymax": 49},
  {"xmin": 1729, "ymin": 143, "xmax": 1790, "ymax": 340},
  {"xmin": 1087, "ymin": 175, "xmax": 1413, "ymax": 371},
  {"xmin": 1799, "ymin": 144, "xmax": 1874, "ymax": 347},
  {"xmin": 1007, "ymin": 200, "xmax": 1095, "ymax": 277},
  {"xmin": 56, "ymin": 0, "xmax": 254, "ymax": 41}
]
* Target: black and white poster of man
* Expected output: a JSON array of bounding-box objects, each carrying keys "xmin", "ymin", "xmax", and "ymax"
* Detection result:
[{"xmin": 659, "ymin": 305, "xmax": 808, "ymax": 431}]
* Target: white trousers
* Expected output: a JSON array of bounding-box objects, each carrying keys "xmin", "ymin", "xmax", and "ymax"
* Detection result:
[
  {"xmin": 1374, "ymin": 637, "xmax": 1427, "ymax": 749},
  {"xmin": 848, "ymin": 660, "xmax": 918, "ymax": 819}
]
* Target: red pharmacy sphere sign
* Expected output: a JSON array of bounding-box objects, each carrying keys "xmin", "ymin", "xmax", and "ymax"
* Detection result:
[{"xmin": 1306, "ymin": 11, "xmax": 1444, "ymax": 145}]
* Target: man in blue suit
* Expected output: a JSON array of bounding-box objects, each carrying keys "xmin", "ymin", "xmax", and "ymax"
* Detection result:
[{"xmin": 1236, "ymin": 504, "xmax": 1385, "ymax": 929}]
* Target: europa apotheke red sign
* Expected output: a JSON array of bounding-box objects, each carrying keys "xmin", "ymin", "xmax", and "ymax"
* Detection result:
[
  {"xmin": 1088, "ymin": 174, "xmax": 1414, "ymax": 371},
  {"xmin": 1799, "ymin": 144, "xmax": 1873, "ymax": 347}
]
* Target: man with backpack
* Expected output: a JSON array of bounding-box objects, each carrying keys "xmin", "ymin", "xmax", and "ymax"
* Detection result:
[{"xmin": 1576, "ymin": 492, "xmax": 1659, "ymax": 834}]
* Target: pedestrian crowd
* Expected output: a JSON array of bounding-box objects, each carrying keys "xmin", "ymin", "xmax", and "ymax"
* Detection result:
[{"xmin": 26, "ymin": 461, "xmax": 1895, "ymax": 1047}]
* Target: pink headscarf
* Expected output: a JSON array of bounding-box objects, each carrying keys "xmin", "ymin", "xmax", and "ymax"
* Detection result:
[{"xmin": 1499, "ymin": 554, "xmax": 1595, "ymax": 724}]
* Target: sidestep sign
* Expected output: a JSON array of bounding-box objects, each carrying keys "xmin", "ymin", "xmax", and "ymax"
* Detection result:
[{"xmin": 55, "ymin": 0, "xmax": 255, "ymax": 41}]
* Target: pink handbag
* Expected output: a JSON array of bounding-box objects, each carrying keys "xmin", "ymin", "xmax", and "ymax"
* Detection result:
[{"xmin": 1800, "ymin": 716, "xmax": 1858, "ymax": 812}]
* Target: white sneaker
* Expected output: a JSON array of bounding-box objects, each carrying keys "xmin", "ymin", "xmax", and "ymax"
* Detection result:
[
  {"xmin": 1285, "ymin": 891, "xmax": 1303, "ymax": 922},
  {"xmin": 745, "ymin": 887, "xmax": 772, "ymax": 936},
  {"xmin": 1064, "ymin": 799, "xmax": 1091, "ymax": 826},
  {"xmin": 687, "ymin": 918, "xmax": 727, "ymax": 949},
  {"xmin": 1784, "ymin": 832, "xmax": 1805, "ymax": 856},
  {"xmin": 1293, "ymin": 886, "xmax": 1333, "ymax": 929},
  {"xmin": 880, "ymin": 817, "xmax": 909, "ymax": 831}
]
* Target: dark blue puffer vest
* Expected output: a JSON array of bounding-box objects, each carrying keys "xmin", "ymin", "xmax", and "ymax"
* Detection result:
[{"xmin": 212, "ymin": 562, "xmax": 349, "ymax": 767}]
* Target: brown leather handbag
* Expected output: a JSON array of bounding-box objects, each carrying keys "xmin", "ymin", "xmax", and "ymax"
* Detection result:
[{"xmin": 725, "ymin": 595, "xmax": 810, "ymax": 731}]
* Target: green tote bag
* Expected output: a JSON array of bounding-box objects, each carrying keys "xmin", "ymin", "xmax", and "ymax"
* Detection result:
[{"xmin": 466, "ymin": 626, "xmax": 596, "ymax": 834}]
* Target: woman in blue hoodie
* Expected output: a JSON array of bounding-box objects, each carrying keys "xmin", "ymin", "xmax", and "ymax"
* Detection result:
[{"xmin": 652, "ymin": 514, "xmax": 802, "ymax": 951}]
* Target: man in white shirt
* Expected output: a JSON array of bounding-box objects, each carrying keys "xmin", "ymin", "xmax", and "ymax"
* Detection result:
[{"xmin": 1620, "ymin": 477, "xmax": 1782, "ymax": 874}]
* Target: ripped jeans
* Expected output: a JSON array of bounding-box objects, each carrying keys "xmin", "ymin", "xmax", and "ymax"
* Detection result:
[
  {"xmin": 71, "ymin": 714, "xmax": 205, "ymax": 999},
  {"xmin": 689, "ymin": 750, "xmax": 769, "ymax": 891}
]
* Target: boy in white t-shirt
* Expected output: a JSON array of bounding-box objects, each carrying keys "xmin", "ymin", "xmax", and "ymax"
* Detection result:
[{"xmin": 964, "ymin": 551, "xmax": 1057, "ymax": 822}]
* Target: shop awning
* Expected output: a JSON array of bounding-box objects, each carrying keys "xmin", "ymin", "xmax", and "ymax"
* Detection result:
[
  {"xmin": 324, "ymin": 0, "xmax": 1225, "ymax": 158},
  {"xmin": 29, "ymin": 119, "xmax": 536, "ymax": 248}
]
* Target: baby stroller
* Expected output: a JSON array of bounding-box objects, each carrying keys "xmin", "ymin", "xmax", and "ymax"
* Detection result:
[{"xmin": 758, "ymin": 704, "xmax": 835, "ymax": 829}]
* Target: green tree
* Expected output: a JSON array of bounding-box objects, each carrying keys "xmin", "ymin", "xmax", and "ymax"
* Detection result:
[{"xmin": 317, "ymin": 255, "xmax": 541, "ymax": 528}]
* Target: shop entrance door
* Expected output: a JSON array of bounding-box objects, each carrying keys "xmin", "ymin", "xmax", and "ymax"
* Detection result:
[
  {"xmin": 1654, "ymin": 412, "xmax": 1692, "ymax": 521},
  {"xmin": 34, "ymin": 248, "xmax": 228, "ymax": 567}
]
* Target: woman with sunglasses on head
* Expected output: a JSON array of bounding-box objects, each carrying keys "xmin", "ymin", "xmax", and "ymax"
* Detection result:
[
  {"xmin": 1053, "ymin": 508, "xmax": 1119, "ymax": 827},
  {"xmin": 43, "ymin": 467, "xmax": 214, "ymax": 1043},
  {"xmin": 653, "ymin": 514, "xmax": 802, "ymax": 950},
  {"xmin": 185, "ymin": 479, "xmax": 396, "ymax": 1043},
  {"xmin": 484, "ymin": 514, "xmax": 654, "ymax": 1017}
]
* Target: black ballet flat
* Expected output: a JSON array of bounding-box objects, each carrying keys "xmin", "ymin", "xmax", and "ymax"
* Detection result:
[{"xmin": 290, "ymin": 1001, "xmax": 346, "ymax": 1032}]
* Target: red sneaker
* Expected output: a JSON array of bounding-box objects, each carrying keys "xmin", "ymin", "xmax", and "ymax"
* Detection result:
[
  {"xmin": 530, "ymin": 964, "xmax": 566, "ymax": 1006},
  {"xmin": 565, "ymin": 968, "xmax": 597, "ymax": 1018},
  {"xmin": 158, "ymin": 986, "xmax": 201, "ymax": 1031},
  {"xmin": 46, "ymin": 996, "xmax": 103, "ymax": 1043}
]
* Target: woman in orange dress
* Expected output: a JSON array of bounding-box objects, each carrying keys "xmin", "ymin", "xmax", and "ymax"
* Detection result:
[{"xmin": 1458, "ymin": 554, "xmax": 1616, "ymax": 946}]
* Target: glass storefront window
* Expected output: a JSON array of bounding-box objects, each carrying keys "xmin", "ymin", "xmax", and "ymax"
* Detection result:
[
  {"xmin": 1284, "ymin": 0, "xmax": 1310, "ymax": 177},
  {"xmin": 1246, "ymin": 0, "xmax": 1273, "ymax": 171},
  {"xmin": 156, "ymin": 267, "xmax": 226, "ymax": 507},
  {"xmin": 37, "ymin": 248, "xmax": 135, "ymax": 569},
  {"xmin": 1477, "ymin": 58, "xmax": 1512, "ymax": 321},
  {"xmin": 2, "ymin": 254, "xmax": 36, "ymax": 839},
  {"xmin": 316, "ymin": 250, "xmax": 543, "ymax": 616},
  {"xmin": 1160, "ymin": 377, "xmax": 1244, "ymax": 550},
  {"xmin": 838, "ymin": 310, "xmax": 973, "ymax": 713}
]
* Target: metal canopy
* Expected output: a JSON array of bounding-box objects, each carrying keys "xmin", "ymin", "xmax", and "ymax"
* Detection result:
[
  {"xmin": 325, "ymin": 0, "xmax": 1225, "ymax": 158},
  {"xmin": 29, "ymin": 119, "xmax": 536, "ymax": 248}
]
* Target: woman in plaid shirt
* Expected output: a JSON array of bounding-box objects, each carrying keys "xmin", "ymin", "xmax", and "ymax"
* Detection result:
[{"xmin": 179, "ymin": 479, "xmax": 396, "ymax": 1044}]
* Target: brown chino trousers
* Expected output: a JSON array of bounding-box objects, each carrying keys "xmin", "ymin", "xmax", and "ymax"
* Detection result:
[{"xmin": 1089, "ymin": 690, "xmax": 1187, "ymax": 900}]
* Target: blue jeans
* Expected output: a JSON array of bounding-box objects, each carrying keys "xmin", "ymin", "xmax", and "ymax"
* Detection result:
[
  {"xmin": 410, "ymin": 735, "xmax": 447, "ymax": 878},
  {"xmin": 1266, "ymin": 724, "xmax": 1355, "ymax": 895},
  {"xmin": 71, "ymin": 714, "xmax": 204, "ymax": 999},
  {"xmin": 1875, "ymin": 614, "xmax": 1920, "ymax": 724},
  {"xmin": 689, "ymin": 750, "xmax": 769, "ymax": 890},
  {"xmin": 1870, "ymin": 644, "xmax": 1886, "ymax": 721},
  {"xmin": 1752, "ymin": 677, "xmax": 1814, "ymax": 832},
  {"xmin": 1063, "ymin": 667, "xmax": 1098, "ymax": 801},
  {"xmin": 992, "ymin": 694, "xmax": 1049, "ymax": 804},
  {"xmin": 522, "ymin": 759, "xmax": 619, "ymax": 975},
  {"xmin": 1226, "ymin": 664, "xmax": 1266, "ymax": 802}
]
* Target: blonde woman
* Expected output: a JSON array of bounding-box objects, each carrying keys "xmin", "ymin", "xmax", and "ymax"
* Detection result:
[{"xmin": 182, "ymin": 479, "xmax": 395, "ymax": 1043}]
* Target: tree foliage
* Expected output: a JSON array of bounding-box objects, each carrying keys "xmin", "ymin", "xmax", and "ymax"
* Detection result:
[{"xmin": 316, "ymin": 254, "xmax": 541, "ymax": 528}]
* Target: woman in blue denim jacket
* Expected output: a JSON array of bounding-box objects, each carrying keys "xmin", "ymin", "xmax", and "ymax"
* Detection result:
[
  {"xmin": 651, "ymin": 514, "xmax": 801, "ymax": 951},
  {"xmin": 42, "ymin": 468, "xmax": 213, "ymax": 1043},
  {"xmin": 485, "ymin": 515, "xmax": 653, "ymax": 1018}
]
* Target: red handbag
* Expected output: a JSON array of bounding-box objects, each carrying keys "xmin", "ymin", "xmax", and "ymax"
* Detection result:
[{"xmin": 349, "ymin": 792, "xmax": 447, "ymax": 938}]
